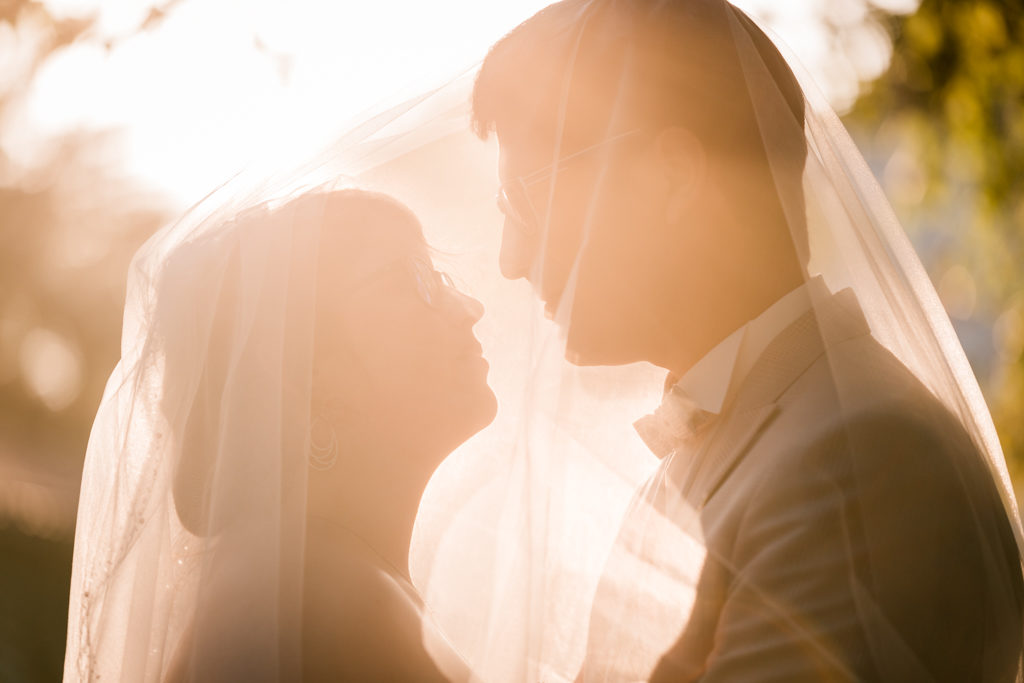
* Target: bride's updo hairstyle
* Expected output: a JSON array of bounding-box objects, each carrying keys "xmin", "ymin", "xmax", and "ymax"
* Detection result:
[
  {"xmin": 158, "ymin": 189, "xmax": 420, "ymax": 536},
  {"xmin": 471, "ymin": 0, "xmax": 810, "ymax": 264}
]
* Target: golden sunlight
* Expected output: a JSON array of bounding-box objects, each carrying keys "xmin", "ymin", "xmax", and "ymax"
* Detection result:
[
  {"xmin": 14, "ymin": 0, "xmax": 553, "ymax": 205},
  {"xmin": 6, "ymin": 0, "xmax": 917, "ymax": 206}
]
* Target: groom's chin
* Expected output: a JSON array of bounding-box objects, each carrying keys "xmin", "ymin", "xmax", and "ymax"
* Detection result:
[
  {"xmin": 564, "ymin": 329, "xmax": 604, "ymax": 367},
  {"xmin": 564, "ymin": 348, "xmax": 633, "ymax": 368},
  {"xmin": 563, "ymin": 344, "xmax": 595, "ymax": 367},
  {"xmin": 563, "ymin": 315, "xmax": 639, "ymax": 368},
  {"xmin": 563, "ymin": 336, "xmax": 637, "ymax": 368}
]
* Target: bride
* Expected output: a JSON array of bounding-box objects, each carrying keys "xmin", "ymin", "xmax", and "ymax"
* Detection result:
[
  {"xmin": 296, "ymin": 190, "xmax": 493, "ymax": 682},
  {"xmin": 65, "ymin": 187, "xmax": 493, "ymax": 682}
]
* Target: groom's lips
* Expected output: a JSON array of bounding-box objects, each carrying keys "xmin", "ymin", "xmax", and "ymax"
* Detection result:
[
  {"xmin": 538, "ymin": 280, "xmax": 567, "ymax": 321},
  {"xmin": 542, "ymin": 292, "xmax": 562, "ymax": 320}
]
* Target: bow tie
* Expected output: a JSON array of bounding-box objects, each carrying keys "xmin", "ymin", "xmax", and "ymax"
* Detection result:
[{"xmin": 633, "ymin": 383, "xmax": 717, "ymax": 459}]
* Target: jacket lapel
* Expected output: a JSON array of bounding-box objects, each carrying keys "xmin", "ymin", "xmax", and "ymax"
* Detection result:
[
  {"xmin": 667, "ymin": 404, "xmax": 777, "ymax": 511},
  {"xmin": 667, "ymin": 288, "xmax": 870, "ymax": 510}
]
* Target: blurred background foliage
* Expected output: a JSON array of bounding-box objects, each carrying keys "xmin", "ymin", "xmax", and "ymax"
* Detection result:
[
  {"xmin": 846, "ymin": 0, "xmax": 1024, "ymax": 483},
  {"xmin": 0, "ymin": 0, "xmax": 1021, "ymax": 680},
  {"xmin": 1, "ymin": 3, "xmax": 170, "ymax": 680}
]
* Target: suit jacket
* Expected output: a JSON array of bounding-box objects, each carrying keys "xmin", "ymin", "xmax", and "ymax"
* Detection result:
[{"xmin": 583, "ymin": 289, "xmax": 1023, "ymax": 682}]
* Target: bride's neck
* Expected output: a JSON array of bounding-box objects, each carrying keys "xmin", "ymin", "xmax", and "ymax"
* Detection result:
[{"xmin": 307, "ymin": 443, "xmax": 442, "ymax": 580}]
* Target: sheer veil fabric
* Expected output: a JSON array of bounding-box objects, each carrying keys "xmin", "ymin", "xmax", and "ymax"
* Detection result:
[{"xmin": 65, "ymin": 1, "xmax": 1023, "ymax": 682}]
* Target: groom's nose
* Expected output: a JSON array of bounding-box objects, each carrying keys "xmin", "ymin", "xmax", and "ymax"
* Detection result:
[{"xmin": 499, "ymin": 220, "xmax": 536, "ymax": 281}]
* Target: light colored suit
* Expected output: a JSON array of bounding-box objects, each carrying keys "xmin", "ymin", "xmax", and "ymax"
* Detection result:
[{"xmin": 584, "ymin": 289, "xmax": 1023, "ymax": 682}]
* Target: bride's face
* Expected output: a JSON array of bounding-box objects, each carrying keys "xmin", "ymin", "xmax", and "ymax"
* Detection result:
[{"xmin": 315, "ymin": 207, "xmax": 496, "ymax": 457}]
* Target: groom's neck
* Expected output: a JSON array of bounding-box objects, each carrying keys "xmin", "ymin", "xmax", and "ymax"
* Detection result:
[{"xmin": 658, "ymin": 267, "xmax": 805, "ymax": 378}]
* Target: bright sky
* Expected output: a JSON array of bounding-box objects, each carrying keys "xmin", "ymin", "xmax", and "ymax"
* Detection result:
[{"xmin": 2, "ymin": 0, "xmax": 919, "ymax": 206}]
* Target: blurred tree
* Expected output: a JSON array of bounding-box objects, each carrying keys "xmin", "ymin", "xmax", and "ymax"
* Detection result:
[
  {"xmin": 847, "ymin": 0, "xmax": 1024, "ymax": 478},
  {"xmin": 0, "ymin": 2, "xmax": 171, "ymax": 680},
  {"xmin": 0, "ymin": 2, "xmax": 175, "ymax": 457}
]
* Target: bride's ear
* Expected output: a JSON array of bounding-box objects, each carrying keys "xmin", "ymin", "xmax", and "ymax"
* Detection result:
[{"xmin": 655, "ymin": 126, "xmax": 706, "ymax": 225}]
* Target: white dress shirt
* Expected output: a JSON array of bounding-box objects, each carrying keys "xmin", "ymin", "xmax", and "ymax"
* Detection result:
[
  {"xmin": 675, "ymin": 276, "xmax": 827, "ymax": 416},
  {"xmin": 633, "ymin": 276, "xmax": 829, "ymax": 458}
]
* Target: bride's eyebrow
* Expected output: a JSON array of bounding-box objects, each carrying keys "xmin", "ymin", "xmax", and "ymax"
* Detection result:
[{"xmin": 348, "ymin": 259, "xmax": 418, "ymax": 296}]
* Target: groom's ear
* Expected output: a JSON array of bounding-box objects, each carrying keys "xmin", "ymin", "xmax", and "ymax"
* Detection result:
[{"xmin": 654, "ymin": 126, "xmax": 706, "ymax": 226}]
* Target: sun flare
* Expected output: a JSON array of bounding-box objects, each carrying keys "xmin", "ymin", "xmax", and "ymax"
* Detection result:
[{"xmin": 4, "ymin": 0, "xmax": 916, "ymax": 206}]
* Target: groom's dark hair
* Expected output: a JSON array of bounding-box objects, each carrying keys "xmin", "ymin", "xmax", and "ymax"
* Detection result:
[{"xmin": 472, "ymin": 0, "xmax": 809, "ymax": 264}]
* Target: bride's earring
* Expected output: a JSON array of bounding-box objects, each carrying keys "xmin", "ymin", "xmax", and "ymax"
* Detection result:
[{"xmin": 308, "ymin": 413, "xmax": 339, "ymax": 471}]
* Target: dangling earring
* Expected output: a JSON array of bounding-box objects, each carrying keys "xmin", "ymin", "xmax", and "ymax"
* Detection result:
[{"xmin": 308, "ymin": 413, "xmax": 339, "ymax": 471}]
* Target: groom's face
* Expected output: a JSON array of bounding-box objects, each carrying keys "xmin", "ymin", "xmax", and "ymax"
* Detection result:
[
  {"xmin": 496, "ymin": 137, "xmax": 593, "ymax": 317},
  {"xmin": 496, "ymin": 130, "xmax": 680, "ymax": 365}
]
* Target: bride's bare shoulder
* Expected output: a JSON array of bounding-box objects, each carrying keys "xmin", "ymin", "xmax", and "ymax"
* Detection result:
[
  {"xmin": 304, "ymin": 528, "xmax": 417, "ymax": 624},
  {"xmin": 302, "ymin": 526, "xmax": 461, "ymax": 682}
]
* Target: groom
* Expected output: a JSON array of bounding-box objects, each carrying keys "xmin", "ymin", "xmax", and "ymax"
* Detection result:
[{"xmin": 473, "ymin": 0, "xmax": 1023, "ymax": 681}]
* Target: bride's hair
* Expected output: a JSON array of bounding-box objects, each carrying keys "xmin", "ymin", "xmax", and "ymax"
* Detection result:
[
  {"xmin": 157, "ymin": 189, "xmax": 420, "ymax": 536},
  {"xmin": 471, "ymin": 0, "xmax": 810, "ymax": 263}
]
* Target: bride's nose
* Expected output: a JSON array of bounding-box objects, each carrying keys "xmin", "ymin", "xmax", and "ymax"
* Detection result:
[{"xmin": 446, "ymin": 288, "xmax": 484, "ymax": 325}]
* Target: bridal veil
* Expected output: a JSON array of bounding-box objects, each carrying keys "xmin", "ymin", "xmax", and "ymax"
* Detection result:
[{"xmin": 65, "ymin": 1, "xmax": 1024, "ymax": 681}]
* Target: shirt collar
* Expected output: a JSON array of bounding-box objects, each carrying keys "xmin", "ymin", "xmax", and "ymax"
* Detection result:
[{"xmin": 674, "ymin": 276, "xmax": 827, "ymax": 415}]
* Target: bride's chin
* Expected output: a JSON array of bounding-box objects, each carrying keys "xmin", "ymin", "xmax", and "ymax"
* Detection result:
[
  {"xmin": 455, "ymin": 384, "xmax": 498, "ymax": 445},
  {"xmin": 458, "ymin": 358, "xmax": 498, "ymax": 426},
  {"xmin": 477, "ymin": 385, "xmax": 498, "ymax": 428}
]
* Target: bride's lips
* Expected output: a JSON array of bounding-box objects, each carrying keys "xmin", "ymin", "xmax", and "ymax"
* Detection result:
[{"xmin": 458, "ymin": 340, "xmax": 485, "ymax": 360}]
